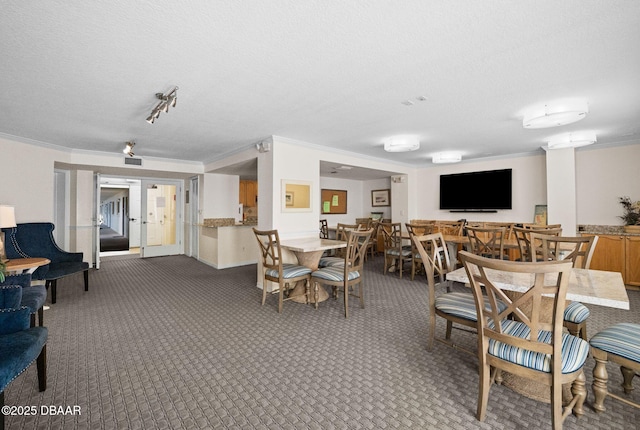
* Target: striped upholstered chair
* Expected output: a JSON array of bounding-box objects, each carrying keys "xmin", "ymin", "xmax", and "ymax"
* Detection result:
[
  {"xmin": 252, "ymin": 228, "xmax": 312, "ymax": 313},
  {"xmin": 530, "ymin": 233, "xmax": 599, "ymax": 341},
  {"xmin": 312, "ymin": 229, "xmax": 372, "ymax": 318},
  {"xmin": 590, "ymin": 323, "xmax": 640, "ymax": 413},
  {"xmin": 412, "ymin": 233, "xmax": 504, "ymax": 354},
  {"xmin": 459, "ymin": 251, "xmax": 589, "ymax": 428}
]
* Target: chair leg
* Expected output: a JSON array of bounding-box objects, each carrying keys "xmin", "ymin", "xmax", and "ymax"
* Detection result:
[
  {"xmin": 621, "ymin": 366, "xmax": 635, "ymax": 394},
  {"xmin": 83, "ymin": 270, "xmax": 89, "ymax": 292},
  {"xmin": 50, "ymin": 280, "xmax": 57, "ymax": 304},
  {"xmin": 38, "ymin": 306, "xmax": 44, "ymax": 327},
  {"xmin": 477, "ymin": 361, "xmax": 491, "ymax": 421},
  {"xmin": 570, "ymin": 370, "xmax": 587, "ymax": 418},
  {"xmin": 344, "ymin": 284, "xmax": 349, "ymax": 318},
  {"xmin": 591, "ymin": 348, "xmax": 609, "ymax": 413},
  {"xmin": 261, "ymin": 279, "xmax": 268, "ymax": 306},
  {"xmin": 37, "ymin": 345, "xmax": 47, "ymax": 392},
  {"xmin": 358, "ymin": 283, "xmax": 364, "ymax": 309}
]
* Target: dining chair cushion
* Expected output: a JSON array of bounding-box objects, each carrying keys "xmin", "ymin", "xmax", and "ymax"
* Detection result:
[
  {"xmin": 487, "ymin": 319, "xmax": 589, "ymax": 374},
  {"xmin": 20, "ymin": 286, "xmax": 48, "ymax": 316},
  {"xmin": 312, "ymin": 267, "xmax": 360, "ymax": 282},
  {"xmin": 435, "ymin": 292, "xmax": 508, "ymax": 322},
  {"xmin": 563, "ymin": 301, "xmax": 590, "ymax": 324},
  {"xmin": 590, "ymin": 323, "xmax": 640, "ymax": 363},
  {"xmin": 387, "ymin": 248, "xmax": 412, "ymax": 257},
  {"xmin": 318, "ymin": 257, "xmax": 345, "ymax": 268},
  {"xmin": 265, "ymin": 264, "xmax": 312, "ymax": 279}
]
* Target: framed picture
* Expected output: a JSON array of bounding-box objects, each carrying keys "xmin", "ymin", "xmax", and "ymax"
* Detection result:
[
  {"xmin": 533, "ymin": 204, "xmax": 548, "ymax": 225},
  {"xmin": 285, "ymin": 191, "xmax": 294, "ymax": 207},
  {"xmin": 281, "ymin": 179, "xmax": 312, "ymax": 212},
  {"xmin": 371, "ymin": 189, "xmax": 390, "ymax": 207}
]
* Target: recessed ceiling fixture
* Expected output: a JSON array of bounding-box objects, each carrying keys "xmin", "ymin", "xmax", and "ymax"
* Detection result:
[
  {"xmin": 146, "ymin": 86, "xmax": 179, "ymax": 124},
  {"xmin": 383, "ymin": 136, "xmax": 420, "ymax": 152},
  {"xmin": 547, "ymin": 131, "xmax": 597, "ymax": 149},
  {"xmin": 522, "ymin": 100, "xmax": 588, "ymax": 129},
  {"xmin": 122, "ymin": 141, "xmax": 135, "ymax": 157},
  {"xmin": 432, "ymin": 152, "xmax": 462, "ymax": 164}
]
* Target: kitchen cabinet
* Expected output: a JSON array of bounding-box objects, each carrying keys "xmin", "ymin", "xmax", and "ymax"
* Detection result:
[
  {"xmin": 583, "ymin": 234, "xmax": 640, "ymax": 289},
  {"xmin": 239, "ymin": 180, "xmax": 257, "ymax": 207}
]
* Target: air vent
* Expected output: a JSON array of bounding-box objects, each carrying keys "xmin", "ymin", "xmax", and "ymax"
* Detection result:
[{"xmin": 124, "ymin": 157, "xmax": 142, "ymax": 166}]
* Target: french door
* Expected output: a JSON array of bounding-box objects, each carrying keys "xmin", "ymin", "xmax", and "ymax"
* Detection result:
[{"xmin": 140, "ymin": 179, "xmax": 183, "ymax": 258}]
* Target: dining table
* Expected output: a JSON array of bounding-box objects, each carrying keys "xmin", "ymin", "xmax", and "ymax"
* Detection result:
[
  {"xmin": 446, "ymin": 264, "xmax": 629, "ymax": 409},
  {"xmin": 280, "ymin": 237, "xmax": 347, "ymax": 303}
]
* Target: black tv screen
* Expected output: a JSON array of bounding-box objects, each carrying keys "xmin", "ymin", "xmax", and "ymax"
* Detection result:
[{"xmin": 439, "ymin": 169, "xmax": 512, "ymax": 210}]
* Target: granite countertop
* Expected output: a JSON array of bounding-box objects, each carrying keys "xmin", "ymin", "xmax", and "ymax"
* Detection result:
[{"xmin": 578, "ymin": 225, "xmax": 640, "ymax": 236}]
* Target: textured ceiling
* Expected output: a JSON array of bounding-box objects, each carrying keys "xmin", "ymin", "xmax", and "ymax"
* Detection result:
[{"xmin": 1, "ymin": 1, "xmax": 639, "ymax": 168}]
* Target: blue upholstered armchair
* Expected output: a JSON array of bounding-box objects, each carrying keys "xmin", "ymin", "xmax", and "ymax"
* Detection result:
[
  {"xmin": 0, "ymin": 285, "xmax": 48, "ymax": 430},
  {"xmin": 1, "ymin": 222, "xmax": 90, "ymax": 304},
  {"xmin": 0, "ymin": 274, "xmax": 47, "ymax": 327}
]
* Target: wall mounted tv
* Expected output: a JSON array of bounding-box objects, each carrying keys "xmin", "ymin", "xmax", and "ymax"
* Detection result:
[{"xmin": 439, "ymin": 168, "xmax": 512, "ymax": 212}]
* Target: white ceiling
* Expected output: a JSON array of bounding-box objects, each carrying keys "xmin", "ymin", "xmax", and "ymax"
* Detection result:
[{"xmin": 1, "ymin": 1, "xmax": 639, "ymax": 169}]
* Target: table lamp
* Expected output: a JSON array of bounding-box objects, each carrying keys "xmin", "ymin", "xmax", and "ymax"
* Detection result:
[{"xmin": 0, "ymin": 205, "xmax": 17, "ymax": 263}]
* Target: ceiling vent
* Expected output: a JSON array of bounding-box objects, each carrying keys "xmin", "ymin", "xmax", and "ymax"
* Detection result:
[{"xmin": 124, "ymin": 157, "xmax": 142, "ymax": 166}]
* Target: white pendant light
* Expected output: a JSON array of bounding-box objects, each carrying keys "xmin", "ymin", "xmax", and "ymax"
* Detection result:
[
  {"xmin": 523, "ymin": 100, "xmax": 588, "ymax": 129},
  {"xmin": 432, "ymin": 152, "xmax": 462, "ymax": 164},
  {"xmin": 547, "ymin": 131, "xmax": 597, "ymax": 149},
  {"xmin": 383, "ymin": 136, "xmax": 420, "ymax": 152}
]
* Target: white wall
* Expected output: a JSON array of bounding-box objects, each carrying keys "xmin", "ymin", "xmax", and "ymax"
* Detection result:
[
  {"xmin": 363, "ymin": 178, "xmax": 392, "ymax": 220},
  {"xmin": 416, "ymin": 153, "xmax": 547, "ymax": 223},
  {"xmin": 576, "ymin": 142, "xmax": 640, "ymax": 225},
  {"xmin": 201, "ymin": 173, "xmax": 240, "ymax": 218}
]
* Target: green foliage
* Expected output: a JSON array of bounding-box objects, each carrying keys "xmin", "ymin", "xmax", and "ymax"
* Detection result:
[{"xmin": 619, "ymin": 196, "xmax": 640, "ymax": 226}]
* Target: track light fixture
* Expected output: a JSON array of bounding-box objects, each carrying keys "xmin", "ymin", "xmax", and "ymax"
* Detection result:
[
  {"xmin": 146, "ymin": 86, "xmax": 178, "ymax": 124},
  {"xmin": 123, "ymin": 141, "xmax": 135, "ymax": 157}
]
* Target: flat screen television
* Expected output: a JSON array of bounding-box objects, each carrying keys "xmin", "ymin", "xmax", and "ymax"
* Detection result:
[{"xmin": 439, "ymin": 168, "xmax": 512, "ymax": 211}]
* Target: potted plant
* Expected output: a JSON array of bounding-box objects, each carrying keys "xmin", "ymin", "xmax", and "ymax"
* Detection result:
[{"xmin": 619, "ymin": 196, "xmax": 640, "ymax": 233}]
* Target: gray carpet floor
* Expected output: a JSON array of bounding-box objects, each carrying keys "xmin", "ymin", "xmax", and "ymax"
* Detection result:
[{"xmin": 4, "ymin": 254, "xmax": 640, "ymax": 429}]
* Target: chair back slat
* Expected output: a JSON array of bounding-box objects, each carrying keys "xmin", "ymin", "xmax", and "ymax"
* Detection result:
[
  {"xmin": 319, "ymin": 219, "xmax": 329, "ymax": 239},
  {"xmin": 529, "ymin": 233, "xmax": 598, "ymax": 269},
  {"xmin": 465, "ymin": 226, "xmax": 506, "ymax": 259},
  {"xmin": 252, "ymin": 228, "xmax": 283, "ymax": 274}
]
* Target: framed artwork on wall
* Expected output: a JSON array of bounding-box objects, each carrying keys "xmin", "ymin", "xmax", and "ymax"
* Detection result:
[{"xmin": 371, "ymin": 189, "xmax": 390, "ymax": 207}]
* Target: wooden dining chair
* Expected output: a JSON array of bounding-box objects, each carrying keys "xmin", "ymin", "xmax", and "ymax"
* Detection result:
[
  {"xmin": 381, "ymin": 222, "xmax": 412, "ymax": 278},
  {"xmin": 412, "ymin": 233, "xmax": 488, "ymax": 354},
  {"xmin": 252, "ymin": 228, "xmax": 312, "ymax": 313},
  {"xmin": 513, "ymin": 226, "xmax": 563, "ymax": 262},
  {"xmin": 319, "ymin": 219, "xmax": 329, "ymax": 239},
  {"xmin": 590, "ymin": 322, "xmax": 640, "ymax": 413},
  {"xmin": 459, "ymin": 251, "xmax": 589, "ymax": 429},
  {"xmin": 405, "ymin": 222, "xmax": 435, "ymax": 280},
  {"xmin": 530, "ymin": 233, "xmax": 599, "ymax": 340},
  {"xmin": 465, "ymin": 225, "xmax": 508, "ymax": 260},
  {"xmin": 311, "ymin": 229, "xmax": 372, "ymax": 317},
  {"xmin": 318, "ymin": 223, "xmax": 360, "ymax": 268},
  {"xmin": 434, "ymin": 220, "xmax": 464, "ymax": 236}
]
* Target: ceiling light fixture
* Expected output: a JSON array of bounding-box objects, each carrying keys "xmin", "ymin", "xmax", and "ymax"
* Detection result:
[
  {"xmin": 432, "ymin": 152, "xmax": 462, "ymax": 164},
  {"xmin": 547, "ymin": 131, "xmax": 597, "ymax": 149},
  {"xmin": 122, "ymin": 141, "xmax": 135, "ymax": 157},
  {"xmin": 522, "ymin": 100, "xmax": 588, "ymax": 129},
  {"xmin": 146, "ymin": 86, "xmax": 178, "ymax": 124},
  {"xmin": 383, "ymin": 136, "xmax": 420, "ymax": 152}
]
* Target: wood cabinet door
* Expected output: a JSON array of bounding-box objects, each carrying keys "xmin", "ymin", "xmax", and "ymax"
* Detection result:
[
  {"xmin": 239, "ymin": 181, "xmax": 247, "ymax": 205},
  {"xmin": 588, "ymin": 234, "xmax": 625, "ymax": 279},
  {"xmin": 246, "ymin": 181, "xmax": 257, "ymax": 207},
  {"xmin": 625, "ymin": 235, "xmax": 640, "ymax": 287}
]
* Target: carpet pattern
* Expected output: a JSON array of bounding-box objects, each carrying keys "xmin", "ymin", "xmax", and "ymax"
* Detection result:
[
  {"xmin": 4, "ymin": 255, "xmax": 640, "ymax": 429},
  {"xmin": 100, "ymin": 226, "xmax": 129, "ymax": 252}
]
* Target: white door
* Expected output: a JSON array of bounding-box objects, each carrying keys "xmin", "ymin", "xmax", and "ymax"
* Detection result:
[
  {"xmin": 189, "ymin": 176, "xmax": 199, "ymax": 258},
  {"xmin": 93, "ymin": 173, "xmax": 101, "ymax": 269},
  {"xmin": 129, "ymin": 181, "xmax": 141, "ymax": 248},
  {"xmin": 140, "ymin": 179, "xmax": 182, "ymax": 258}
]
